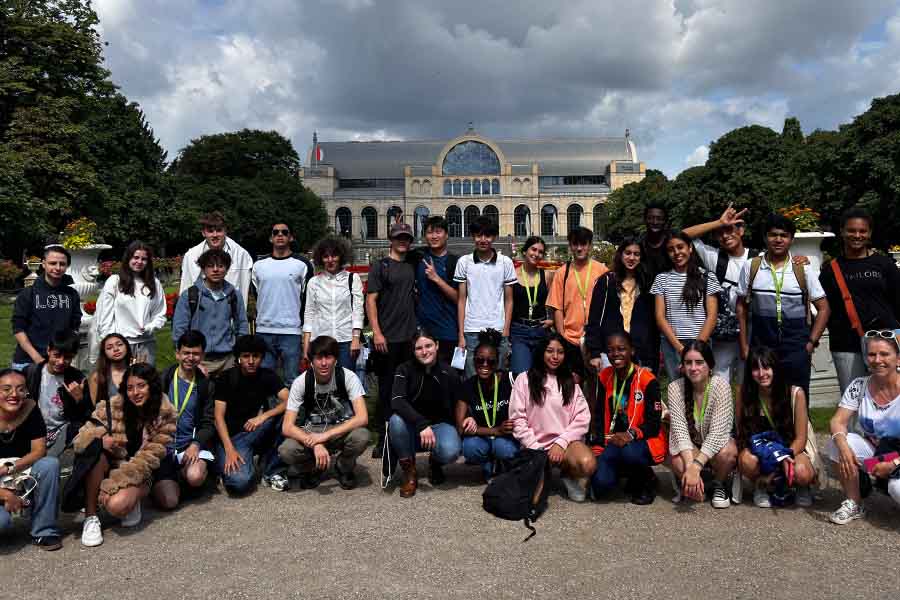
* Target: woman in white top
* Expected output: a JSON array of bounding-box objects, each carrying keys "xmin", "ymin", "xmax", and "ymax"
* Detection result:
[
  {"xmin": 828, "ymin": 331, "xmax": 900, "ymax": 525},
  {"xmin": 303, "ymin": 236, "xmax": 364, "ymax": 371},
  {"xmin": 95, "ymin": 242, "xmax": 167, "ymax": 365}
]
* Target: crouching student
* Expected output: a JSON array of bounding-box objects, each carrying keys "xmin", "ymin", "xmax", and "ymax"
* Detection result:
[
  {"xmin": 667, "ymin": 340, "xmax": 738, "ymax": 508},
  {"xmin": 213, "ymin": 335, "xmax": 290, "ymax": 494},
  {"xmin": 74, "ymin": 363, "xmax": 176, "ymax": 547},
  {"xmin": 389, "ymin": 329, "xmax": 462, "ymax": 498},
  {"xmin": 509, "ymin": 334, "xmax": 595, "ymax": 502},
  {"xmin": 154, "ymin": 331, "xmax": 216, "ymax": 509},
  {"xmin": 738, "ymin": 346, "xmax": 817, "ymax": 508},
  {"xmin": 590, "ymin": 331, "xmax": 665, "ymax": 505},
  {"xmin": 456, "ymin": 329, "xmax": 519, "ymax": 482},
  {"xmin": 0, "ymin": 369, "xmax": 63, "ymax": 551},
  {"xmin": 280, "ymin": 336, "xmax": 370, "ymax": 490}
]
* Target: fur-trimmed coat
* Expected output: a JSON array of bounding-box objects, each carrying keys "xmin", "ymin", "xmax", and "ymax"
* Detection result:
[{"xmin": 72, "ymin": 394, "xmax": 177, "ymax": 497}]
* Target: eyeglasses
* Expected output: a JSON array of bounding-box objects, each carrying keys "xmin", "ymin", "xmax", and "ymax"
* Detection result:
[
  {"xmin": 474, "ymin": 356, "xmax": 497, "ymax": 367},
  {"xmin": 0, "ymin": 385, "xmax": 28, "ymax": 396},
  {"xmin": 865, "ymin": 330, "xmax": 898, "ymax": 339},
  {"xmin": 271, "ymin": 229, "xmax": 291, "ymax": 236}
]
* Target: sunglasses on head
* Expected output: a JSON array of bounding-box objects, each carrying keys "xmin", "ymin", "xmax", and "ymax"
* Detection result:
[
  {"xmin": 474, "ymin": 356, "xmax": 497, "ymax": 367},
  {"xmin": 272, "ymin": 228, "xmax": 290, "ymax": 236},
  {"xmin": 865, "ymin": 330, "xmax": 898, "ymax": 339}
]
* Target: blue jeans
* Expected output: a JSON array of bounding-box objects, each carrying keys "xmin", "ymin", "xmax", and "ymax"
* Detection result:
[
  {"xmin": 0, "ymin": 457, "xmax": 60, "ymax": 538},
  {"xmin": 462, "ymin": 435, "xmax": 520, "ymax": 478},
  {"xmin": 259, "ymin": 333, "xmax": 302, "ymax": 387},
  {"xmin": 215, "ymin": 418, "xmax": 285, "ymax": 494},
  {"xmin": 590, "ymin": 440, "xmax": 652, "ymax": 497},
  {"xmin": 464, "ymin": 332, "xmax": 511, "ymax": 379},
  {"xmin": 388, "ymin": 416, "xmax": 461, "ymax": 464},
  {"xmin": 661, "ymin": 337, "xmax": 691, "ymax": 381},
  {"xmin": 509, "ymin": 321, "xmax": 548, "ymax": 375},
  {"xmin": 337, "ymin": 341, "xmax": 355, "ymax": 372}
]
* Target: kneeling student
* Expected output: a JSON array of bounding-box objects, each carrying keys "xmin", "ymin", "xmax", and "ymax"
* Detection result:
[
  {"xmin": 155, "ymin": 331, "xmax": 216, "ymax": 509},
  {"xmin": 280, "ymin": 336, "xmax": 370, "ymax": 490}
]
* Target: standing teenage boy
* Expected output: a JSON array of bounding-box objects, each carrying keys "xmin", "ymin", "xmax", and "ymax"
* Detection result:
[
  {"xmin": 546, "ymin": 227, "xmax": 608, "ymax": 380},
  {"xmin": 736, "ymin": 213, "xmax": 831, "ymax": 395},
  {"xmin": 252, "ymin": 222, "xmax": 313, "ymax": 387},
  {"xmin": 454, "ymin": 216, "xmax": 517, "ymax": 377},
  {"xmin": 179, "ymin": 211, "xmax": 254, "ymax": 307},
  {"xmin": 172, "ymin": 249, "xmax": 249, "ymax": 376},
  {"xmin": 213, "ymin": 335, "xmax": 290, "ymax": 494},
  {"xmin": 366, "ymin": 222, "xmax": 417, "ymax": 457},
  {"xmin": 11, "ymin": 245, "xmax": 81, "ymax": 370},
  {"xmin": 415, "ymin": 216, "xmax": 460, "ymax": 366},
  {"xmin": 640, "ymin": 202, "xmax": 670, "ymax": 281}
]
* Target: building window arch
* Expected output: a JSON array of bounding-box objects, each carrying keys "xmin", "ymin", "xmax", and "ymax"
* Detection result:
[
  {"xmin": 446, "ymin": 206, "xmax": 462, "ymax": 238},
  {"xmin": 464, "ymin": 205, "xmax": 480, "ymax": 237},
  {"xmin": 335, "ymin": 207, "xmax": 352, "ymax": 238},
  {"xmin": 411, "ymin": 180, "xmax": 420, "ymax": 195},
  {"xmin": 514, "ymin": 205, "xmax": 531, "ymax": 237},
  {"xmin": 593, "ymin": 203, "xmax": 607, "ymax": 238},
  {"xmin": 491, "ymin": 178, "xmax": 500, "ymax": 195},
  {"xmin": 387, "ymin": 206, "xmax": 403, "ymax": 232},
  {"xmin": 482, "ymin": 179, "xmax": 491, "ymax": 195},
  {"xmin": 413, "ymin": 206, "xmax": 430, "ymax": 239},
  {"xmin": 541, "ymin": 205, "xmax": 558, "ymax": 237},
  {"xmin": 442, "ymin": 140, "xmax": 501, "ymax": 176},
  {"xmin": 567, "ymin": 203, "xmax": 584, "ymax": 233},
  {"xmin": 361, "ymin": 207, "xmax": 377, "ymax": 240},
  {"xmin": 443, "ymin": 180, "xmax": 452, "ymax": 196},
  {"xmin": 483, "ymin": 205, "xmax": 499, "ymax": 229},
  {"xmin": 512, "ymin": 178, "xmax": 522, "ymax": 195},
  {"xmin": 423, "ymin": 180, "xmax": 431, "ymax": 195},
  {"xmin": 453, "ymin": 179, "xmax": 462, "ymax": 196},
  {"xmin": 463, "ymin": 179, "xmax": 472, "ymax": 195}
]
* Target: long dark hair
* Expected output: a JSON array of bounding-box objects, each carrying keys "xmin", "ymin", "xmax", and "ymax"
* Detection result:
[
  {"xmin": 666, "ymin": 230, "xmax": 705, "ymax": 310},
  {"xmin": 613, "ymin": 237, "xmax": 650, "ymax": 293},
  {"xmin": 738, "ymin": 346, "xmax": 794, "ymax": 448},
  {"xmin": 118, "ymin": 241, "xmax": 158, "ymax": 299},
  {"xmin": 680, "ymin": 339, "xmax": 716, "ymax": 440},
  {"xmin": 95, "ymin": 334, "xmax": 132, "ymax": 404},
  {"xmin": 527, "ymin": 333, "xmax": 575, "ymax": 407},
  {"xmin": 119, "ymin": 363, "xmax": 164, "ymax": 455}
]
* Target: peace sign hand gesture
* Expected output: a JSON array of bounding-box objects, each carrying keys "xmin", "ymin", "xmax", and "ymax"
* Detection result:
[{"xmin": 719, "ymin": 203, "xmax": 747, "ymax": 228}]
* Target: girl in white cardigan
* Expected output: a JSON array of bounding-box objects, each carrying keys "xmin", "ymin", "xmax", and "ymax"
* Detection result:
[{"xmin": 95, "ymin": 242, "xmax": 167, "ymax": 365}]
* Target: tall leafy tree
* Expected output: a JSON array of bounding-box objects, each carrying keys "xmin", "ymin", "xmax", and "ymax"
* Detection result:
[{"xmin": 603, "ymin": 169, "xmax": 671, "ymax": 242}]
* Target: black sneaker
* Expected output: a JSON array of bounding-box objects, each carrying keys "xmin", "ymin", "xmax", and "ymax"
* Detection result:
[
  {"xmin": 33, "ymin": 536, "xmax": 62, "ymax": 551},
  {"xmin": 371, "ymin": 438, "xmax": 383, "ymax": 459},
  {"xmin": 299, "ymin": 470, "xmax": 323, "ymax": 490},
  {"xmin": 334, "ymin": 463, "xmax": 358, "ymax": 490},
  {"xmin": 429, "ymin": 457, "xmax": 446, "ymax": 485}
]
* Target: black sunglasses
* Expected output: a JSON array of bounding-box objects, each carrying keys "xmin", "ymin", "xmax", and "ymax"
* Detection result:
[
  {"xmin": 474, "ymin": 356, "xmax": 497, "ymax": 367},
  {"xmin": 272, "ymin": 228, "xmax": 291, "ymax": 236}
]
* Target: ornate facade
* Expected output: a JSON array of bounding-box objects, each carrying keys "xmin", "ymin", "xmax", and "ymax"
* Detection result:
[{"xmin": 300, "ymin": 129, "xmax": 645, "ymax": 241}]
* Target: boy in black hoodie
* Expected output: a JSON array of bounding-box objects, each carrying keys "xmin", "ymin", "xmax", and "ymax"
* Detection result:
[{"xmin": 11, "ymin": 245, "xmax": 82, "ymax": 370}]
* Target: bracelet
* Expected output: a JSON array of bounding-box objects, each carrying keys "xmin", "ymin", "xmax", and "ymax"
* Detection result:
[
  {"xmin": 692, "ymin": 458, "xmax": 705, "ymax": 469},
  {"xmin": 831, "ymin": 431, "xmax": 848, "ymax": 441}
]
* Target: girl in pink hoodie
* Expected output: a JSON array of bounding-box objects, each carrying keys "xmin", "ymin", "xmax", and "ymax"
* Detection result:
[{"xmin": 510, "ymin": 334, "xmax": 595, "ymax": 501}]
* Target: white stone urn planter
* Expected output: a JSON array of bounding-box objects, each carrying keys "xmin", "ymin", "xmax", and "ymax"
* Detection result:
[
  {"xmin": 890, "ymin": 250, "xmax": 900, "ymax": 268},
  {"xmin": 792, "ymin": 231, "xmax": 835, "ymax": 271},
  {"xmin": 68, "ymin": 244, "xmax": 111, "ymax": 370}
]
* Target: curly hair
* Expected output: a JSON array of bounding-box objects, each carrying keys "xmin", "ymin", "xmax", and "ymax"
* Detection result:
[{"xmin": 312, "ymin": 235, "xmax": 350, "ymax": 268}]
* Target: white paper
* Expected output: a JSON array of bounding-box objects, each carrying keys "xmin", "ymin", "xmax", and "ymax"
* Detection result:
[{"xmin": 451, "ymin": 347, "xmax": 467, "ymax": 370}]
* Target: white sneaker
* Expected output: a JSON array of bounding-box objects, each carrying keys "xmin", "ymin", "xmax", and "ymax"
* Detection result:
[
  {"xmin": 120, "ymin": 502, "xmax": 142, "ymax": 528},
  {"xmin": 753, "ymin": 487, "xmax": 772, "ymax": 508},
  {"xmin": 795, "ymin": 486, "xmax": 813, "ymax": 507},
  {"xmin": 263, "ymin": 473, "xmax": 290, "ymax": 492},
  {"xmin": 81, "ymin": 515, "xmax": 103, "ymax": 547},
  {"xmin": 829, "ymin": 499, "xmax": 865, "ymax": 525},
  {"xmin": 711, "ymin": 482, "xmax": 730, "ymax": 509},
  {"xmin": 561, "ymin": 477, "xmax": 587, "ymax": 503}
]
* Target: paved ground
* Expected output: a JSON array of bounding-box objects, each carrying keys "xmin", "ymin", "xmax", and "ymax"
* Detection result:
[{"xmin": 3, "ymin": 446, "xmax": 899, "ymax": 600}]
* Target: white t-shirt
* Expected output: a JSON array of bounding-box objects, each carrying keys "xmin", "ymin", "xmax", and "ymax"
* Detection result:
[
  {"xmin": 839, "ymin": 376, "xmax": 900, "ymax": 443},
  {"xmin": 38, "ymin": 366, "xmax": 66, "ymax": 441},
  {"xmin": 692, "ymin": 239, "xmax": 751, "ymax": 313},
  {"xmin": 287, "ymin": 367, "xmax": 365, "ymax": 421},
  {"xmin": 453, "ymin": 251, "xmax": 517, "ymax": 332},
  {"xmin": 650, "ymin": 270, "xmax": 721, "ymax": 339}
]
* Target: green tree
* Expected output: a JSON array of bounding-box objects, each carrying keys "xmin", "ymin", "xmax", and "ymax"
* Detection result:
[{"xmin": 603, "ymin": 169, "xmax": 670, "ymax": 241}]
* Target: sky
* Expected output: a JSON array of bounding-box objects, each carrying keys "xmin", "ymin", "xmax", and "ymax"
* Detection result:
[{"xmin": 93, "ymin": 0, "xmax": 900, "ymax": 178}]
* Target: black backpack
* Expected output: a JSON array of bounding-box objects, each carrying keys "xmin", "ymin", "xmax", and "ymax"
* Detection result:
[{"xmin": 482, "ymin": 448, "xmax": 551, "ymax": 542}]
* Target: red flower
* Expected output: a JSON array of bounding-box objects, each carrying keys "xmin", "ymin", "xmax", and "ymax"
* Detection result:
[{"xmin": 83, "ymin": 301, "xmax": 97, "ymax": 315}]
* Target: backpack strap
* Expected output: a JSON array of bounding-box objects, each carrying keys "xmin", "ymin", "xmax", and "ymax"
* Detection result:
[
  {"xmin": 830, "ymin": 259, "xmax": 864, "ymax": 336},
  {"xmin": 715, "ymin": 248, "xmax": 729, "ymax": 284},
  {"xmin": 302, "ymin": 368, "xmax": 315, "ymax": 409},
  {"xmin": 791, "ymin": 259, "xmax": 811, "ymax": 326},
  {"xmin": 562, "ymin": 261, "xmax": 572, "ymax": 309},
  {"xmin": 228, "ymin": 291, "xmax": 239, "ymax": 331},
  {"xmin": 348, "ymin": 272, "xmax": 355, "ymax": 310},
  {"xmin": 747, "ymin": 256, "xmax": 763, "ymax": 298},
  {"xmin": 335, "ymin": 365, "xmax": 349, "ymax": 403},
  {"xmin": 188, "ymin": 285, "xmax": 200, "ymax": 323}
]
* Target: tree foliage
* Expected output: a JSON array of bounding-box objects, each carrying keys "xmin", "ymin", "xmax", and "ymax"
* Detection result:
[{"xmin": 604, "ymin": 169, "xmax": 670, "ymax": 241}]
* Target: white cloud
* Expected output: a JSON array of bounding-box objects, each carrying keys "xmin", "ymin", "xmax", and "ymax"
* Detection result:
[{"xmin": 685, "ymin": 145, "xmax": 709, "ymax": 167}]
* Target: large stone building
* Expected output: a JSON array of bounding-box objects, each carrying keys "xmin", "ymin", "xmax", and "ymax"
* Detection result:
[{"xmin": 300, "ymin": 128, "xmax": 645, "ymax": 242}]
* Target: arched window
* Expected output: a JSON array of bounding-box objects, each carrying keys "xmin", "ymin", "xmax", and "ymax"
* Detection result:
[
  {"xmin": 387, "ymin": 206, "xmax": 403, "ymax": 232},
  {"xmin": 593, "ymin": 203, "xmax": 607, "ymax": 238},
  {"xmin": 512, "ymin": 178, "xmax": 522, "ymax": 195},
  {"xmin": 443, "ymin": 180, "xmax": 452, "ymax": 196},
  {"xmin": 483, "ymin": 205, "xmax": 499, "ymax": 230},
  {"xmin": 541, "ymin": 205, "xmax": 558, "ymax": 237},
  {"xmin": 463, "ymin": 179, "xmax": 471, "ymax": 195},
  {"xmin": 413, "ymin": 206, "xmax": 430, "ymax": 239},
  {"xmin": 442, "ymin": 141, "xmax": 501, "ymax": 176},
  {"xmin": 423, "ymin": 180, "xmax": 431, "ymax": 194},
  {"xmin": 411, "ymin": 180, "xmax": 420, "ymax": 195},
  {"xmin": 453, "ymin": 179, "xmax": 462, "ymax": 196},
  {"xmin": 567, "ymin": 204, "xmax": 583, "ymax": 233},
  {"xmin": 446, "ymin": 206, "xmax": 462, "ymax": 238},
  {"xmin": 491, "ymin": 178, "xmax": 500, "ymax": 195},
  {"xmin": 472, "ymin": 178, "xmax": 480, "ymax": 195},
  {"xmin": 464, "ymin": 205, "xmax": 480, "ymax": 237},
  {"xmin": 335, "ymin": 207, "xmax": 352, "ymax": 238},
  {"xmin": 361, "ymin": 207, "xmax": 377, "ymax": 240},
  {"xmin": 514, "ymin": 205, "xmax": 531, "ymax": 237},
  {"xmin": 482, "ymin": 179, "xmax": 491, "ymax": 195}
]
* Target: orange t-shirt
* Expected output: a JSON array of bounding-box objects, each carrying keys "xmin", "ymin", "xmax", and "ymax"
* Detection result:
[{"xmin": 545, "ymin": 259, "xmax": 608, "ymax": 345}]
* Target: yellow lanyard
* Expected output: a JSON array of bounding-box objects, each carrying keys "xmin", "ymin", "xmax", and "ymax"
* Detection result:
[
  {"xmin": 172, "ymin": 368, "xmax": 196, "ymax": 418},
  {"xmin": 572, "ymin": 261, "xmax": 593, "ymax": 313},
  {"xmin": 477, "ymin": 374, "xmax": 499, "ymax": 428},
  {"xmin": 760, "ymin": 396, "xmax": 776, "ymax": 429},
  {"xmin": 520, "ymin": 266, "xmax": 539, "ymax": 319},
  {"xmin": 693, "ymin": 381, "xmax": 711, "ymax": 431},
  {"xmin": 771, "ymin": 258, "xmax": 789, "ymax": 327},
  {"xmin": 609, "ymin": 364, "xmax": 634, "ymax": 431}
]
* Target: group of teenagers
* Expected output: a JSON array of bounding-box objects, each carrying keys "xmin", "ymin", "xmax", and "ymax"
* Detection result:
[{"xmin": 3, "ymin": 203, "xmax": 900, "ymax": 553}]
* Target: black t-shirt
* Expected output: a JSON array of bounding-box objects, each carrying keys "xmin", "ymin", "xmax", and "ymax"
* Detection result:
[
  {"xmin": 459, "ymin": 373, "xmax": 513, "ymax": 428},
  {"xmin": 214, "ymin": 367, "xmax": 285, "ymax": 437},
  {"xmin": 0, "ymin": 404, "xmax": 47, "ymax": 458},
  {"xmin": 367, "ymin": 256, "xmax": 417, "ymax": 343},
  {"xmin": 511, "ymin": 269, "xmax": 548, "ymax": 321},
  {"xmin": 640, "ymin": 236, "xmax": 670, "ymax": 281},
  {"xmin": 819, "ymin": 254, "xmax": 900, "ymax": 353}
]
